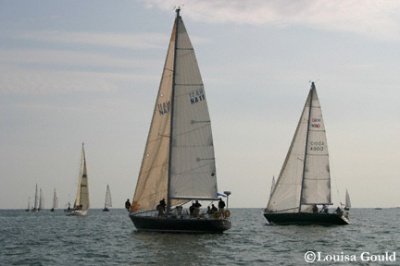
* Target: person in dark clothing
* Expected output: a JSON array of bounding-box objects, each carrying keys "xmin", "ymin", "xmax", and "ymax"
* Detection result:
[
  {"xmin": 156, "ymin": 198, "xmax": 166, "ymax": 217},
  {"xmin": 193, "ymin": 200, "xmax": 201, "ymax": 208},
  {"xmin": 218, "ymin": 198, "xmax": 226, "ymax": 211},
  {"xmin": 125, "ymin": 199, "xmax": 131, "ymax": 210},
  {"xmin": 312, "ymin": 204, "xmax": 318, "ymax": 213},
  {"xmin": 189, "ymin": 202, "xmax": 195, "ymax": 216},
  {"xmin": 211, "ymin": 204, "xmax": 218, "ymax": 213},
  {"xmin": 159, "ymin": 199, "xmax": 166, "ymax": 210},
  {"xmin": 193, "ymin": 200, "xmax": 202, "ymax": 217}
]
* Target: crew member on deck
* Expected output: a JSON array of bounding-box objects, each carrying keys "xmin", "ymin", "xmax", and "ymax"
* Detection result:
[
  {"xmin": 125, "ymin": 199, "xmax": 131, "ymax": 210},
  {"xmin": 218, "ymin": 198, "xmax": 226, "ymax": 211}
]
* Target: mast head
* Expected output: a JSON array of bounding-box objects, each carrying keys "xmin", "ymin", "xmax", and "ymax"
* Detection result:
[
  {"xmin": 310, "ymin": 81, "xmax": 316, "ymax": 92},
  {"xmin": 175, "ymin": 7, "xmax": 181, "ymax": 17}
]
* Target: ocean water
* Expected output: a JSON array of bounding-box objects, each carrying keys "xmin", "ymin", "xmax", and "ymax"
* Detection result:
[{"xmin": 0, "ymin": 208, "xmax": 399, "ymax": 265}]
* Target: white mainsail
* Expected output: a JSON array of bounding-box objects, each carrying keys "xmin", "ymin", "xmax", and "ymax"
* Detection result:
[
  {"xmin": 74, "ymin": 143, "xmax": 89, "ymax": 211},
  {"xmin": 104, "ymin": 184, "xmax": 112, "ymax": 209},
  {"xmin": 132, "ymin": 10, "xmax": 218, "ymax": 213},
  {"xmin": 267, "ymin": 83, "xmax": 332, "ymax": 213}
]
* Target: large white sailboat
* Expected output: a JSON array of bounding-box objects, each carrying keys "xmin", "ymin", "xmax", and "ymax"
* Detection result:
[
  {"xmin": 129, "ymin": 8, "xmax": 231, "ymax": 233},
  {"xmin": 264, "ymin": 82, "xmax": 349, "ymax": 225},
  {"xmin": 68, "ymin": 143, "xmax": 89, "ymax": 216}
]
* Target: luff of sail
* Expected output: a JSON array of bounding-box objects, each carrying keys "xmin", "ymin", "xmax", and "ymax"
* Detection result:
[
  {"xmin": 267, "ymin": 83, "xmax": 332, "ymax": 213},
  {"xmin": 74, "ymin": 143, "xmax": 89, "ymax": 211},
  {"xmin": 132, "ymin": 10, "xmax": 218, "ymax": 213}
]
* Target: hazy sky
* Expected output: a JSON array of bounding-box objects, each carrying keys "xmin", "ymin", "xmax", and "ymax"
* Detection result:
[{"xmin": 1, "ymin": 0, "xmax": 399, "ymax": 209}]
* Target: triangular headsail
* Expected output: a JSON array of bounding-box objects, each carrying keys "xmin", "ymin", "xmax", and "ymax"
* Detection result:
[
  {"xmin": 131, "ymin": 9, "xmax": 218, "ymax": 213},
  {"xmin": 267, "ymin": 83, "xmax": 332, "ymax": 213}
]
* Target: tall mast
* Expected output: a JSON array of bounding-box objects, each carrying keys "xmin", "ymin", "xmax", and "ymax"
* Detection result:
[
  {"xmin": 298, "ymin": 82, "xmax": 315, "ymax": 212},
  {"xmin": 167, "ymin": 7, "xmax": 180, "ymax": 214}
]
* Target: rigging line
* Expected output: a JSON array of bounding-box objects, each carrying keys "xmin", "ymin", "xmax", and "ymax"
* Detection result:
[
  {"xmin": 191, "ymin": 120, "xmax": 210, "ymax": 124},
  {"xmin": 172, "ymin": 124, "xmax": 210, "ymax": 137},
  {"xmin": 174, "ymin": 144, "xmax": 213, "ymax": 148},
  {"xmin": 175, "ymin": 83, "xmax": 204, "ymax": 86},
  {"xmin": 177, "ymin": 48, "xmax": 194, "ymax": 50},
  {"xmin": 303, "ymin": 178, "xmax": 330, "ymax": 180},
  {"xmin": 172, "ymin": 163, "xmax": 214, "ymax": 176}
]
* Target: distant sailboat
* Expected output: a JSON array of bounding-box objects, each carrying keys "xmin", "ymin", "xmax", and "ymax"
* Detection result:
[
  {"xmin": 25, "ymin": 198, "xmax": 31, "ymax": 212},
  {"xmin": 67, "ymin": 143, "xmax": 89, "ymax": 216},
  {"xmin": 264, "ymin": 82, "xmax": 349, "ymax": 225},
  {"xmin": 50, "ymin": 189, "xmax": 58, "ymax": 212},
  {"xmin": 103, "ymin": 185, "xmax": 112, "ymax": 212},
  {"xmin": 129, "ymin": 8, "xmax": 231, "ymax": 233},
  {"xmin": 31, "ymin": 184, "xmax": 39, "ymax": 212},
  {"xmin": 38, "ymin": 188, "xmax": 43, "ymax": 211}
]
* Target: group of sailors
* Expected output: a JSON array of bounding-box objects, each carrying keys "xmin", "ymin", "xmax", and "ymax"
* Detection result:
[
  {"xmin": 312, "ymin": 204, "xmax": 348, "ymax": 218},
  {"xmin": 154, "ymin": 198, "xmax": 228, "ymax": 219}
]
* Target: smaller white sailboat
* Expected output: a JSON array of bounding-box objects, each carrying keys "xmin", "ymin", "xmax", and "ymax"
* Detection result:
[
  {"xmin": 67, "ymin": 143, "xmax": 90, "ymax": 216},
  {"xmin": 50, "ymin": 189, "xmax": 58, "ymax": 212},
  {"xmin": 103, "ymin": 184, "xmax": 112, "ymax": 212},
  {"xmin": 264, "ymin": 82, "xmax": 349, "ymax": 225}
]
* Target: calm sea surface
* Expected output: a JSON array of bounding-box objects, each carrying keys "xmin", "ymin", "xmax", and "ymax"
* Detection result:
[{"xmin": 0, "ymin": 208, "xmax": 399, "ymax": 265}]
